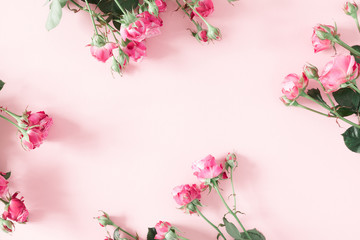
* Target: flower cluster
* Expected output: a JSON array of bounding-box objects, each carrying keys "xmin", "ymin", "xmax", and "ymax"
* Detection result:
[
  {"xmin": 172, "ymin": 153, "xmax": 265, "ymax": 240},
  {"xmin": 0, "ymin": 80, "xmax": 52, "ymax": 150},
  {"xmin": 45, "ymin": 0, "xmax": 226, "ymax": 75},
  {"xmin": 95, "ymin": 153, "xmax": 265, "ymax": 240},
  {"xmin": 95, "ymin": 211, "xmax": 186, "ymax": 240},
  {"xmin": 281, "ymin": 1, "xmax": 360, "ymax": 153},
  {"xmin": 0, "ymin": 172, "xmax": 29, "ymax": 233}
]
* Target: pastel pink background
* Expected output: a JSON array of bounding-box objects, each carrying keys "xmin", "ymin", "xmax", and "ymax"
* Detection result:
[{"xmin": 0, "ymin": 0, "xmax": 359, "ymax": 239}]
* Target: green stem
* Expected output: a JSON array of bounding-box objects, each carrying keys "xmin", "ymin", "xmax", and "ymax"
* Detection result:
[
  {"xmin": 355, "ymin": 15, "xmax": 360, "ymax": 34},
  {"xmin": 230, "ymin": 169, "xmax": 237, "ymax": 211},
  {"xmin": 212, "ymin": 180, "xmax": 252, "ymax": 240},
  {"xmin": 297, "ymin": 103, "xmax": 331, "ymax": 117},
  {"xmin": 302, "ymin": 93, "xmax": 360, "ymax": 128},
  {"xmin": 348, "ymin": 83, "xmax": 360, "ymax": 94},
  {"xmin": 0, "ymin": 107, "xmax": 21, "ymax": 121},
  {"xmin": 178, "ymin": 236, "xmax": 190, "ymax": 240},
  {"xmin": 194, "ymin": 206, "xmax": 227, "ymax": 240},
  {"xmin": 0, "ymin": 198, "xmax": 8, "ymax": 205},
  {"xmin": 313, "ymin": 77, "xmax": 336, "ymax": 108},
  {"xmin": 175, "ymin": 0, "xmax": 200, "ymax": 27},
  {"xmin": 183, "ymin": 0, "xmax": 211, "ymax": 27},
  {"xmin": 113, "ymin": 0, "xmax": 127, "ymax": 14},
  {"xmin": 84, "ymin": 0, "xmax": 99, "ymax": 35},
  {"xmin": 0, "ymin": 114, "xmax": 23, "ymax": 131},
  {"xmin": 70, "ymin": 0, "xmax": 83, "ymax": 9},
  {"xmin": 113, "ymin": 224, "xmax": 137, "ymax": 240},
  {"xmin": 334, "ymin": 36, "xmax": 360, "ymax": 56}
]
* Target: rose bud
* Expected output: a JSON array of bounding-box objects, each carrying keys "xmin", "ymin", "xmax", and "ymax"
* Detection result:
[
  {"xmin": 206, "ymin": 25, "xmax": 221, "ymax": 40},
  {"xmin": 344, "ymin": 2, "xmax": 358, "ymax": 17},
  {"xmin": 193, "ymin": 0, "xmax": 214, "ymax": 18},
  {"xmin": 312, "ymin": 24, "xmax": 337, "ymax": 53},
  {"xmin": 0, "ymin": 218, "xmax": 14, "ymax": 233},
  {"xmin": 319, "ymin": 55, "xmax": 359, "ymax": 92},
  {"xmin": 225, "ymin": 152, "xmax": 237, "ymax": 171},
  {"xmin": 2, "ymin": 193, "xmax": 29, "ymax": 223},
  {"xmin": 303, "ymin": 63, "xmax": 319, "ymax": 80},
  {"xmin": 196, "ymin": 30, "xmax": 208, "ymax": 42},
  {"xmin": 95, "ymin": 211, "xmax": 114, "ymax": 227}
]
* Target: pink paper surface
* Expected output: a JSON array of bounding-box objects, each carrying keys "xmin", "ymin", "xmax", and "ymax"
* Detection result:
[{"xmin": 0, "ymin": 0, "xmax": 359, "ymax": 239}]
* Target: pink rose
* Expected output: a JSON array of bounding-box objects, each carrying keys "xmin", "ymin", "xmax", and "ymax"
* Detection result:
[
  {"xmin": 197, "ymin": 30, "xmax": 208, "ymax": 42},
  {"xmin": 319, "ymin": 55, "xmax": 359, "ymax": 92},
  {"xmin": 155, "ymin": 0, "xmax": 167, "ymax": 12},
  {"xmin": 312, "ymin": 24, "xmax": 336, "ymax": 53},
  {"xmin": 137, "ymin": 11, "xmax": 163, "ymax": 39},
  {"xmin": 192, "ymin": 0, "xmax": 214, "ymax": 18},
  {"xmin": 120, "ymin": 20, "xmax": 147, "ymax": 42},
  {"xmin": 0, "ymin": 175, "xmax": 8, "ymax": 198},
  {"xmin": 154, "ymin": 221, "xmax": 171, "ymax": 240},
  {"xmin": 192, "ymin": 155, "xmax": 223, "ymax": 181},
  {"xmin": 123, "ymin": 41, "xmax": 146, "ymax": 62},
  {"xmin": 172, "ymin": 184, "xmax": 201, "ymax": 206},
  {"xmin": 20, "ymin": 111, "xmax": 53, "ymax": 150},
  {"xmin": 281, "ymin": 73, "xmax": 308, "ymax": 100},
  {"xmin": 3, "ymin": 193, "xmax": 29, "ymax": 223},
  {"xmin": 90, "ymin": 43, "xmax": 118, "ymax": 63}
]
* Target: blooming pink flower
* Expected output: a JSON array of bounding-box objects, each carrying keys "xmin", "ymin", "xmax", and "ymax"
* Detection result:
[
  {"xmin": 20, "ymin": 111, "xmax": 53, "ymax": 150},
  {"xmin": 319, "ymin": 55, "xmax": 359, "ymax": 92},
  {"xmin": 192, "ymin": 155, "xmax": 223, "ymax": 181},
  {"xmin": 312, "ymin": 25, "xmax": 336, "ymax": 53},
  {"xmin": 192, "ymin": 0, "xmax": 214, "ymax": 18},
  {"xmin": 155, "ymin": 0, "xmax": 167, "ymax": 12},
  {"xmin": 121, "ymin": 12, "xmax": 163, "ymax": 42},
  {"xmin": 3, "ymin": 193, "xmax": 29, "ymax": 223},
  {"xmin": 90, "ymin": 43, "xmax": 117, "ymax": 63},
  {"xmin": 281, "ymin": 73, "xmax": 308, "ymax": 100},
  {"xmin": 123, "ymin": 41, "xmax": 147, "ymax": 62},
  {"xmin": 120, "ymin": 20, "xmax": 148, "ymax": 42},
  {"xmin": 137, "ymin": 11, "xmax": 163, "ymax": 39},
  {"xmin": 172, "ymin": 184, "xmax": 201, "ymax": 206},
  {"xmin": 0, "ymin": 175, "xmax": 8, "ymax": 198},
  {"xmin": 154, "ymin": 221, "xmax": 171, "ymax": 240}
]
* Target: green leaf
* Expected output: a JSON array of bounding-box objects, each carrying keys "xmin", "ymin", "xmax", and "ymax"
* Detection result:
[
  {"xmin": 81, "ymin": 0, "xmax": 139, "ymax": 15},
  {"xmin": 59, "ymin": 0, "xmax": 68, "ymax": 7},
  {"xmin": 333, "ymin": 87, "xmax": 360, "ymax": 112},
  {"xmin": 46, "ymin": 0, "xmax": 63, "ymax": 31},
  {"xmin": 351, "ymin": 45, "xmax": 360, "ymax": 63},
  {"xmin": 147, "ymin": 227, "xmax": 157, "ymax": 240},
  {"xmin": 239, "ymin": 229, "xmax": 266, "ymax": 240},
  {"xmin": 307, "ymin": 88, "xmax": 327, "ymax": 105},
  {"xmin": 334, "ymin": 106, "xmax": 355, "ymax": 117},
  {"xmin": 0, "ymin": 80, "xmax": 4, "ymax": 92},
  {"xmin": 1, "ymin": 172, "xmax": 11, "ymax": 180},
  {"xmin": 223, "ymin": 217, "xmax": 242, "ymax": 239},
  {"xmin": 342, "ymin": 126, "xmax": 360, "ymax": 153}
]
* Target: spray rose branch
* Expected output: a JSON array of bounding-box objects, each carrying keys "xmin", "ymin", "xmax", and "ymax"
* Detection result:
[{"xmin": 194, "ymin": 205, "xmax": 227, "ymax": 240}]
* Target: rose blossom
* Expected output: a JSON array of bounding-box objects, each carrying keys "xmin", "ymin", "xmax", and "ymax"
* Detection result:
[
  {"xmin": 312, "ymin": 24, "xmax": 336, "ymax": 53},
  {"xmin": 2, "ymin": 193, "xmax": 29, "ymax": 223},
  {"xmin": 172, "ymin": 184, "xmax": 201, "ymax": 206},
  {"xmin": 155, "ymin": 0, "xmax": 167, "ymax": 12},
  {"xmin": 319, "ymin": 55, "xmax": 359, "ymax": 92},
  {"xmin": 154, "ymin": 221, "xmax": 171, "ymax": 240},
  {"xmin": 121, "ymin": 11, "xmax": 163, "ymax": 42},
  {"xmin": 137, "ymin": 11, "xmax": 163, "ymax": 38},
  {"xmin": 123, "ymin": 41, "xmax": 146, "ymax": 62},
  {"xmin": 20, "ymin": 111, "xmax": 53, "ymax": 150},
  {"xmin": 192, "ymin": 0, "xmax": 214, "ymax": 18},
  {"xmin": 197, "ymin": 30, "xmax": 208, "ymax": 42},
  {"xmin": 192, "ymin": 155, "xmax": 223, "ymax": 181},
  {"xmin": 90, "ymin": 43, "xmax": 118, "ymax": 63},
  {"xmin": 281, "ymin": 73, "xmax": 308, "ymax": 100},
  {"xmin": 0, "ymin": 175, "xmax": 8, "ymax": 198}
]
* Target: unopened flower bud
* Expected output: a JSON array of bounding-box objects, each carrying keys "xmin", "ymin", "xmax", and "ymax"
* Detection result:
[
  {"xmin": 146, "ymin": 0, "xmax": 159, "ymax": 16},
  {"xmin": 314, "ymin": 24, "xmax": 337, "ymax": 41},
  {"xmin": 0, "ymin": 218, "xmax": 14, "ymax": 233},
  {"xmin": 95, "ymin": 211, "xmax": 114, "ymax": 227},
  {"xmin": 225, "ymin": 153, "xmax": 237, "ymax": 171},
  {"xmin": 280, "ymin": 96, "xmax": 299, "ymax": 107},
  {"xmin": 195, "ymin": 30, "xmax": 208, "ymax": 42},
  {"xmin": 206, "ymin": 25, "xmax": 221, "ymax": 40},
  {"xmin": 303, "ymin": 64, "xmax": 319, "ymax": 79},
  {"xmin": 344, "ymin": 2, "xmax": 358, "ymax": 17}
]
